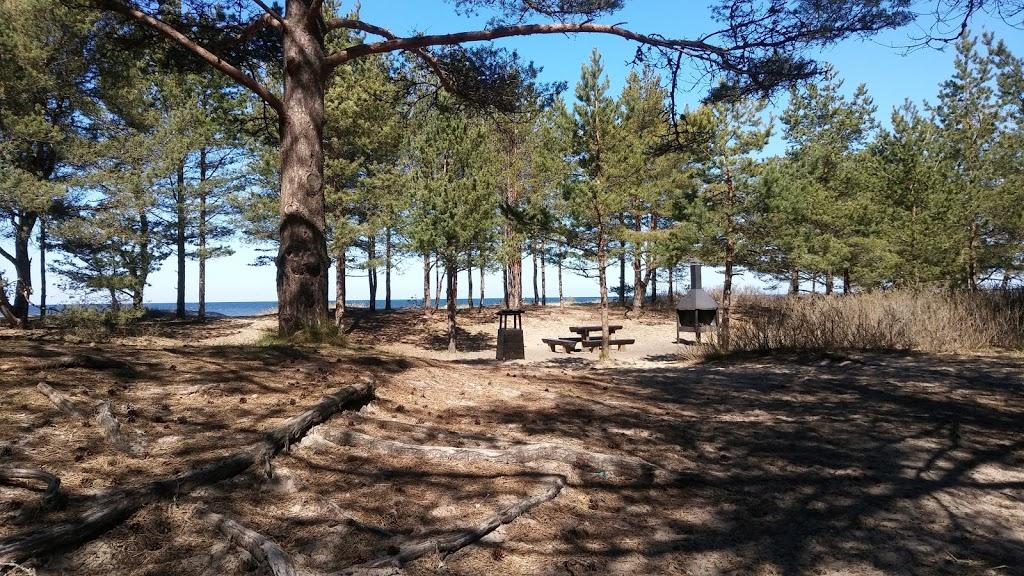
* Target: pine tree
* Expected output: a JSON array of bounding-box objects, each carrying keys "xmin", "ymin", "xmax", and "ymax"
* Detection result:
[
  {"xmin": 565, "ymin": 49, "xmax": 623, "ymax": 360},
  {"xmin": 676, "ymin": 95, "xmax": 771, "ymax": 349},
  {"xmin": 0, "ymin": 0, "xmax": 95, "ymax": 326}
]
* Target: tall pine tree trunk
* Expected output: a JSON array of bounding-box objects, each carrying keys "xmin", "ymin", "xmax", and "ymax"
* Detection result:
[
  {"xmin": 277, "ymin": 0, "xmax": 329, "ymax": 335},
  {"xmin": 479, "ymin": 257, "xmax": 485, "ymax": 310},
  {"xmin": 618, "ymin": 245, "xmax": 626, "ymax": 306},
  {"xmin": 175, "ymin": 158, "xmax": 187, "ymax": 319},
  {"xmin": 721, "ymin": 173, "xmax": 736, "ymax": 351},
  {"xmin": 434, "ymin": 255, "xmax": 443, "ymax": 311},
  {"xmin": 198, "ymin": 148, "xmax": 208, "ymax": 321},
  {"xmin": 632, "ymin": 219, "xmax": 644, "ymax": 312},
  {"xmin": 597, "ymin": 221, "xmax": 610, "ymax": 360},
  {"xmin": 367, "ymin": 235, "xmax": 377, "ymax": 311},
  {"xmin": 384, "ymin": 227, "xmax": 392, "ymax": 310},
  {"xmin": 132, "ymin": 206, "xmax": 151, "ymax": 312},
  {"xmin": 825, "ymin": 270, "xmax": 834, "ymax": 296},
  {"xmin": 531, "ymin": 244, "xmax": 539, "ymax": 305},
  {"xmin": 39, "ymin": 216, "xmax": 47, "ymax": 319},
  {"xmin": 843, "ymin": 268, "xmax": 850, "ymax": 295},
  {"xmin": 446, "ymin": 258, "xmax": 458, "ymax": 352},
  {"xmin": 790, "ymin": 269, "xmax": 800, "ymax": 295},
  {"xmin": 467, "ymin": 259, "xmax": 474, "ymax": 310},
  {"xmin": 540, "ymin": 242, "xmax": 546, "ymax": 306},
  {"xmin": 649, "ymin": 213, "xmax": 658, "ymax": 303},
  {"xmin": 558, "ymin": 246, "xmax": 564, "ymax": 307},
  {"xmin": 334, "ymin": 250, "xmax": 346, "ymax": 326},
  {"xmin": 422, "ymin": 252, "xmax": 431, "ymax": 312}
]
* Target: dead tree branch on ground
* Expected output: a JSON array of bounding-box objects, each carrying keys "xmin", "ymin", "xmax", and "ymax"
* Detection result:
[{"xmin": 0, "ymin": 380, "xmax": 376, "ymax": 562}]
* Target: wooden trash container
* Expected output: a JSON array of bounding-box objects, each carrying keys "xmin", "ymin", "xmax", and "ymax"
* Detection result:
[{"xmin": 496, "ymin": 309, "xmax": 525, "ymax": 361}]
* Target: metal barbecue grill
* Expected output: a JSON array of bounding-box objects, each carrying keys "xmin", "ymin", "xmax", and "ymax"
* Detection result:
[{"xmin": 676, "ymin": 264, "xmax": 719, "ymax": 343}]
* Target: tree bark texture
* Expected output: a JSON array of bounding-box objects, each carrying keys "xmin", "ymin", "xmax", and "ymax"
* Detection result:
[
  {"xmin": 277, "ymin": 0, "xmax": 329, "ymax": 335},
  {"xmin": 11, "ymin": 213, "xmax": 37, "ymax": 326},
  {"xmin": 467, "ymin": 259, "xmax": 474, "ymax": 309},
  {"xmin": 790, "ymin": 268, "xmax": 800, "ymax": 295}
]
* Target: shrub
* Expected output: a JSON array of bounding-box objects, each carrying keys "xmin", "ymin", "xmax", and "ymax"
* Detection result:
[{"xmin": 703, "ymin": 289, "xmax": 1024, "ymax": 356}]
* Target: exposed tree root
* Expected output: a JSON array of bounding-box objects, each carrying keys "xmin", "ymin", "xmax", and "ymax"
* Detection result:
[
  {"xmin": 0, "ymin": 466, "xmax": 61, "ymax": 503},
  {"xmin": 0, "ymin": 380, "xmax": 376, "ymax": 563},
  {"xmin": 334, "ymin": 476, "xmax": 565, "ymax": 574},
  {"xmin": 35, "ymin": 383, "xmax": 83, "ymax": 419},
  {"xmin": 306, "ymin": 429, "xmax": 665, "ymax": 486},
  {"xmin": 197, "ymin": 505, "xmax": 296, "ymax": 576}
]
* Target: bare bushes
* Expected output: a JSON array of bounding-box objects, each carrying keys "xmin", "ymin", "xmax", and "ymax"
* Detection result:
[{"xmin": 708, "ymin": 289, "xmax": 1024, "ymax": 355}]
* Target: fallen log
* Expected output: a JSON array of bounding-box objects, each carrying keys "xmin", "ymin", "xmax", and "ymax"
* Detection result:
[
  {"xmin": 335, "ymin": 476, "xmax": 565, "ymax": 574},
  {"xmin": 307, "ymin": 429, "xmax": 663, "ymax": 486},
  {"xmin": 0, "ymin": 379, "xmax": 376, "ymax": 562},
  {"xmin": 197, "ymin": 505, "xmax": 296, "ymax": 576},
  {"xmin": 36, "ymin": 383, "xmax": 83, "ymax": 419},
  {"xmin": 0, "ymin": 466, "xmax": 61, "ymax": 503}
]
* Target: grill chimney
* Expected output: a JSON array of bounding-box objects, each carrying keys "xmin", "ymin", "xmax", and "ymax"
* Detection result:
[{"xmin": 690, "ymin": 264, "xmax": 702, "ymax": 290}]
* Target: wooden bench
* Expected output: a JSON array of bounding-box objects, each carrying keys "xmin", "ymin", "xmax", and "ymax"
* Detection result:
[
  {"xmin": 580, "ymin": 338, "xmax": 635, "ymax": 352},
  {"xmin": 542, "ymin": 338, "xmax": 580, "ymax": 353}
]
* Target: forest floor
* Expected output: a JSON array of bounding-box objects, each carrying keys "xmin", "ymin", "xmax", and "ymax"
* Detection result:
[{"xmin": 1, "ymin": 304, "xmax": 1023, "ymax": 575}]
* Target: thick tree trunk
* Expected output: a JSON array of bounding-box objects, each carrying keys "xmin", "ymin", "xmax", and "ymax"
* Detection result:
[
  {"xmin": 39, "ymin": 217, "xmax": 47, "ymax": 319},
  {"xmin": 175, "ymin": 158, "xmax": 187, "ymax": 319},
  {"xmin": 825, "ymin": 270, "xmax": 834, "ymax": 296},
  {"xmin": 445, "ymin": 259, "xmax": 458, "ymax": 352},
  {"xmin": 422, "ymin": 252, "xmax": 431, "ymax": 313},
  {"xmin": 504, "ymin": 232, "xmax": 523, "ymax": 309},
  {"xmin": 198, "ymin": 149, "xmax": 208, "ymax": 321},
  {"xmin": 540, "ymin": 242, "xmax": 546, "ymax": 306},
  {"xmin": 789, "ymin": 268, "xmax": 800, "ymax": 295},
  {"xmin": 650, "ymin": 267, "xmax": 657, "ymax": 303},
  {"xmin": 384, "ymin": 228, "xmax": 392, "ymax": 310},
  {"xmin": 11, "ymin": 213, "xmax": 36, "ymax": 327},
  {"xmin": 479, "ymin": 258, "xmax": 485, "ymax": 309},
  {"xmin": 276, "ymin": 0, "xmax": 329, "ymax": 336},
  {"xmin": 335, "ymin": 250, "xmax": 346, "ymax": 326},
  {"xmin": 843, "ymin": 268, "xmax": 850, "ymax": 295},
  {"xmin": 366, "ymin": 235, "xmax": 377, "ymax": 311}
]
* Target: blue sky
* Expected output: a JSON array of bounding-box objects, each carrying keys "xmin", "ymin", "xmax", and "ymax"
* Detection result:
[{"xmin": 4, "ymin": 1, "xmax": 1023, "ymax": 304}]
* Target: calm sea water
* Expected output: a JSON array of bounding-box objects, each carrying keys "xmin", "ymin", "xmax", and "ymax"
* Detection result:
[{"xmin": 33, "ymin": 297, "xmax": 601, "ymax": 318}]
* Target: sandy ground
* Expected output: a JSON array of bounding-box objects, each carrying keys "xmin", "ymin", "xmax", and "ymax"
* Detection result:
[
  {"xmin": 343, "ymin": 303, "xmax": 694, "ymax": 367},
  {"xmin": 1, "ymin": 306, "xmax": 1023, "ymax": 576}
]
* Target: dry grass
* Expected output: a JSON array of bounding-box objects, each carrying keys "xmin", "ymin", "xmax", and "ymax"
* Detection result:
[{"xmin": 708, "ymin": 289, "xmax": 1024, "ymax": 356}]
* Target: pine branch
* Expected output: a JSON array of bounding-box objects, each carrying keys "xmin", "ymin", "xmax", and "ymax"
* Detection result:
[{"xmin": 98, "ymin": 0, "xmax": 284, "ymax": 115}]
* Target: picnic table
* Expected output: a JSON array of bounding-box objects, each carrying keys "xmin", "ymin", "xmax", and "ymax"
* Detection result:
[{"xmin": 569, "ymin": 325, "xmax": 623, "ymax": 341}]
